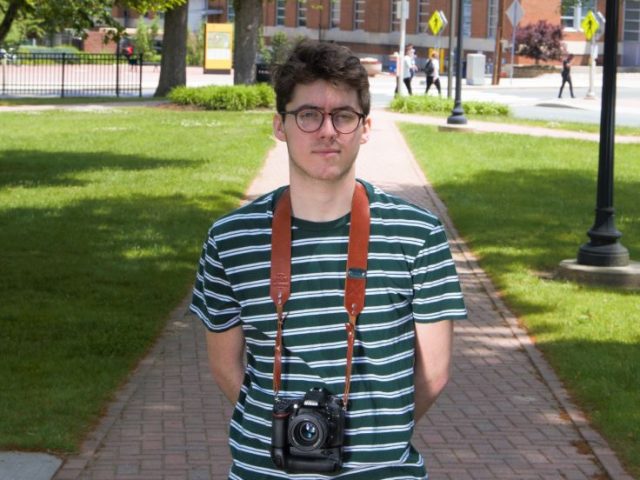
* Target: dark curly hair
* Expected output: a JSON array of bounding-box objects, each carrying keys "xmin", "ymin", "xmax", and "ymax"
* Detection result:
[{"xmin": 272, "ymin": 39, "xmax": 371, "ymax": 117}]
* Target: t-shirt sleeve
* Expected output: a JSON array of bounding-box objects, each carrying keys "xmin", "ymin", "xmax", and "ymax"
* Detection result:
[
  {"xmin": 190, "ymin": 233, "xmax": 242, "ymax": 332},
  {"xmin": 411, "ymin": 221, "xmax": 467, "ymax": 323}
]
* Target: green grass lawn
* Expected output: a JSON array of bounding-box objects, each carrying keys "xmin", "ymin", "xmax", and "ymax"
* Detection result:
[
  {"xmin": 399, "ymin": 123, "xmax": 640, "ymax": 477},
  {"xmin": 0, "ymin": 107, "xmax": 274, "ymax": 452}
]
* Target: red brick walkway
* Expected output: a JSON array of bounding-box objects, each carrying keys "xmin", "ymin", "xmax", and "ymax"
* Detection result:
[{"xmin": 53, "ymin": 109, "xmax": 633, "ymax": 480}]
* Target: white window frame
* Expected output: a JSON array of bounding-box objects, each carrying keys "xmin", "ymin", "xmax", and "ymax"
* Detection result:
[
  {"xmin": 391, "ymin": 0, "xmax": 401, "ymax": 32},
  {"xmin": 417, "ymin": 0, "xmax": 430, "ymax": 34},
  {"xmin": 275, "ymin": 0, "xmax": 286, "ymax": 27},
  {"xmin": 330, "ymin": 0, "xmax": 341, "ymax": 29},
  {"xmin": 354, "ymin": 0, "xmax": 365, "ymax": 30},
  {"xmin": 226, "ymin": 0, "xmax": 235, "ymax": 23},
  {"xmin": 624, "ymin": 0, "xmax": 640, "ymax": 41},
  {"xmin": 487, "ymin": 0, "xmax": 498, "ymax": 38},
  {"xmin": 297, "ymin": 0, "xmax": 307, "ymax": 27},
  {"xmin": 562, "ymin": 0, "xmax": 596, "ymax": 30}
]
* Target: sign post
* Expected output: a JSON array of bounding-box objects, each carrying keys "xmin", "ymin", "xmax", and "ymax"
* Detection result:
[
  {"xmin": 505, "ymin": 0, "xmax": 524, "ymax": 84},
  {"xmin": 582, "ymin": 10, "xmax": 603, "ymax": 99},
  {"xmin": 396, "ymin": 0, "xmax": 409, "ymax": 96}
]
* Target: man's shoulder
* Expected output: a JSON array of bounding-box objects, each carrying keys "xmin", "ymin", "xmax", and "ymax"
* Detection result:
[
  {"xmin": 208, "ymin": 186, "xmax": 286, "ymax": 237},
  {"xmin": 362, "ymin": 180, "xmax": 442, "ymax": 229}
]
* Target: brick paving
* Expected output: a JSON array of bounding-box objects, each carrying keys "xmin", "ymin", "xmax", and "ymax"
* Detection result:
[{"xmin": 52, "ymin": 109, "xmax": 633, "ymax": 480}]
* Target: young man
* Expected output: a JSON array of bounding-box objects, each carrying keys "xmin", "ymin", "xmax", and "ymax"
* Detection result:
[{"xmin": 190, "ymin": 40, "xmax": 466, "ymax": 479}]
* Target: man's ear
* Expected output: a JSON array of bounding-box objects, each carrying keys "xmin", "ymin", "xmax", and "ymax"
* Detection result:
[
  {"xmin": 273, "ymin": 113, "xmax": 287, "ymax": 142},
  {"xmin": 360, "ymin": 116, "xmax": 372, "ymax": 145}
]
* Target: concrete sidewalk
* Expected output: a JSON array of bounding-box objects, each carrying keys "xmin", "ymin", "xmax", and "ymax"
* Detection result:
[{"xmin": 6, "ymin": 109, "xmax": 635, "ymax": 480}]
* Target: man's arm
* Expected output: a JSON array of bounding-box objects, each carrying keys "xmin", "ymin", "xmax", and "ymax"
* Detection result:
[
  {"xmin": 206, "ymin": 326, "xmax": 246, "ymax": 404},
  {"xmin": 413, "ymin": 320, "xmax": 453, "ymax": 422}
]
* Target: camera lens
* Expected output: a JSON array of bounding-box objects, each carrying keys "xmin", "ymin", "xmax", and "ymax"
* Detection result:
[
  {"xmin": 298, "ymin": 422, "xmax": 318, "ymax": 443},
  {"xmin": 289, "ymin": 413, "xmax": 326, "ymax": 451}
]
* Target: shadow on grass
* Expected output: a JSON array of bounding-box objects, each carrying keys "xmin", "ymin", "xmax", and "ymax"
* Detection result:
[
  {"xmin": 0, "ymin": 149, "xmax": 200, "ymax": 188},
  {"xmin": 0, "ymin": 151, "xmax": 248, "ymax": 452},
  {"xmin": 420, "ymin": 167, "xmax": 638, "ymax": 270}
]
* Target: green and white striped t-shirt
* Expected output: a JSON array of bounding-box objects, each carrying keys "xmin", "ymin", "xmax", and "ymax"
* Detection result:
[{"xmin": 190, "ymin": 180, "xmax": 467, "ymax": 479}]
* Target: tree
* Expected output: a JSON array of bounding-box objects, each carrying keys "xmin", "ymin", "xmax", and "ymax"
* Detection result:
[
  {"xmin": 515, "ymin": 20, "xmax": 567, "ymax": 64},
  {"xmin": 154, "ymin": 1, "xmax": 188, "ymax": 96},
  {"xmin": 0, "ymin": 0, "xmax": 185, "ymax": 46},
  {"xmin": 232, "ymin": 0, "xmax": 263, "ymax": 85}
]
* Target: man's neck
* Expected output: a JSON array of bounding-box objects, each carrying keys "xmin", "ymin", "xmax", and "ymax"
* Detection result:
[{"xmin": 289, "ymin": 178, "xmax": 356, "ymax": 222}]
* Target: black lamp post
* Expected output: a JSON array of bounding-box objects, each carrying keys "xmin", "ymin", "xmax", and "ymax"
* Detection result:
[
  {"xmin": 577, "ymin": 0, "xmax": 629, "ymax": 267},
  {"xmin": 447, "ymin": 0, "xmax": 467, "ymax": 125}
]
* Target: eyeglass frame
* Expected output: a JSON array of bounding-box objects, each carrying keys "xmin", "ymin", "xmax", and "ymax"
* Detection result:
[{"xmin": 278, "ymin": 106, "xmax": 367, "ymax": 135}]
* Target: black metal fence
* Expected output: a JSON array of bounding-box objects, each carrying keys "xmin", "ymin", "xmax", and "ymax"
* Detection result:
[{"xmin": 0, "ymin": 52, "xmax": 145, "ymax": 98}]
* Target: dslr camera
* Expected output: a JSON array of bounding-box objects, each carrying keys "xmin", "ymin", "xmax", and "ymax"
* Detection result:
[{"xmin": 271, "ymin": 387, "xmax": 345, "ymax": 473}]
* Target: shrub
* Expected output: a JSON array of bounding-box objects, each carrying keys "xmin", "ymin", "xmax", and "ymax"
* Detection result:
[
  {"xmin": 168, "ymin": 84, "xmax": 276, "ymax": 111},
  {"xmin": 515, "ymin": 20, "xmax": 566, "ymax": 64},
  {"xmin": 390, "ymin": 95, "xmax": 510, "ymax": 116}
]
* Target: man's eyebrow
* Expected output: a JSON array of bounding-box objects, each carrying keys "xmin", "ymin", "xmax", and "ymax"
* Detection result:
[{"xmin": 293, "ymin": 104, "xmax": 359, "ymax": 111}]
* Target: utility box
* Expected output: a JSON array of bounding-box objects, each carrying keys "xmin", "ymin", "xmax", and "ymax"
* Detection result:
[{"xmin": 466, "ymin": 53, "xmax": 486, "ymax": 85}]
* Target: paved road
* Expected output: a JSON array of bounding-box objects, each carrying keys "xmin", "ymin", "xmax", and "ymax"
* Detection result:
[{"xmin": 366, "ymin": 70, "xmax": 640, "ymax": 126}]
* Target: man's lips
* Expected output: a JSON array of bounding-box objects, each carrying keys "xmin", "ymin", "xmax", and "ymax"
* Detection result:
[{"xmin": 312, "ymin": 147, "xmax": 340, "ymax": 155}]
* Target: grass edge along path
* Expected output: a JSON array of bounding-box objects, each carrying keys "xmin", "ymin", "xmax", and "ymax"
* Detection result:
[
  {"xmin": 397, "ymin": 122, "xmax": 640, "ymax": 478},
  {"xmin": 0, "ymin": 107, "xmax": 274, "ymax": 453}
]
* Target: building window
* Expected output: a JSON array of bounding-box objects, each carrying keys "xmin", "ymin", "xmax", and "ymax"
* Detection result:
[
  {"xmin": 624, "ymin": 0, "xmax": 640, "ymax": 41},
  {"xmin": 417, "ymin": 0, "xmax": 430, "ymax": 34},
  {"xmin": 297, "ymin": 0, "xmax": 307, "ymax": 27},
  {"xmin": 354, "ymin": 0, "xmax": 365, "ymax": 30},
  {"xmin": 330, "ymin": 0, "xmax": 341, "ymax": 29},
  {"xmin": 561, "ymin": 0, "xmax": 596, "ymax": 29},
  {"xmin": 276, "ymin": 0, "xmax": 286, "ymax": 26},
  {"xmin": 226, "ymin": 0, "xmax": 235, "ymax": 22},
  {"xmin": 462, "ymin": 0, "xmax": 472, "ymax": 37},
  {"xmin": 391, "ymin": 0, "xmax": 401, "ymax": 32},
  {"xmin": 487, "ymin": 0, "xmax": 498, "ymax": 38}
]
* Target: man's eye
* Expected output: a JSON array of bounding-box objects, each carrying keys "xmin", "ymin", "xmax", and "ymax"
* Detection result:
[
  {"xmin": 334, "ymin": 112, "xmax": 357, "ymax": 122},
  {"xmin": 299, "ymin": 110, "xmax": 321, "ymax": 121}
]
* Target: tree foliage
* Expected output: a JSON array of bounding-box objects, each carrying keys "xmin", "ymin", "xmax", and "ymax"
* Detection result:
[
  {"xmin": 0, "ymin": 0, "xmax": 185, "ymax": 45},
  {"xmin": 515, "ymin": 20, "xmax": 567, "ymax": 64}
]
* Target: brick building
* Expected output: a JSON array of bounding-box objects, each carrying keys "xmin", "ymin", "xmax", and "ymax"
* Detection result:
[{"xmin": 199, "ymin": 0, "xmax": 639, "ymax": 68}]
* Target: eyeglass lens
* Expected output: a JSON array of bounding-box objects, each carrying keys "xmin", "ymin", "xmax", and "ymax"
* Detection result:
[{"xmin": 295, "ymin": 108, "xmax": 362, "ymax": 134}]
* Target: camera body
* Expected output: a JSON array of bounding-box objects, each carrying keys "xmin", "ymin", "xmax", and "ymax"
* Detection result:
[{"xmin": 271, "ymin": 387, "xmax": 345, "ymax": 473}]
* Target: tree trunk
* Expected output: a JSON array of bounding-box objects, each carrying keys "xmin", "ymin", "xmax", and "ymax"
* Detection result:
[
  {"xmin": 154, "ymin": 0, "xmax": 188, "ymax": 97},
  {"xmin": 232, "ymin": 0, "xmax": 263, "ymax": 85},
  {"xmin": 0, "ymin": 0, "xmax": 26, "ymax": 44}
]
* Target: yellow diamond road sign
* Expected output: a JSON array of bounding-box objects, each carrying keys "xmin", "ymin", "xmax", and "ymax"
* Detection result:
[
  {"xmin": 428, "ymin": 11, "xmax": 444, "ymax": 35},
  {"xmin": 581, "ymin": 10, "xmax": 599, "ymax": 41}
]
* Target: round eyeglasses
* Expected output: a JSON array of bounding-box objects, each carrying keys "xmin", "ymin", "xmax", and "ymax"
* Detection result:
[{"xmin": 279, "ymin": 107, "xmax": 366, "ymax": 134}]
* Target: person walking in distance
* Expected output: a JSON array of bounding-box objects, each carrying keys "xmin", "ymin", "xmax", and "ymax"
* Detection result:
[
  {"xmin": 425, "ymin": 51, "xmax": 442, "ymax": 96},
  {"xmin": 190, "ymin": 39, "xmax": 466, "ymax": 479},
  {"xmin": 558, "ymin": 54, "xmax": 575, "ymax": 98},
  {"xmin": 402, "ymin": 43, "xmax": 418, "ymax": 95}
]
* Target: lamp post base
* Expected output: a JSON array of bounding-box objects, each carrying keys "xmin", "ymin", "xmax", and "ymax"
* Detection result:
[
  {"xmin": 557, "ymin": 259, "xmax": 640, "ymax": 290},
  {"xmin": 447, "ymin": 110, "xmax": 468, "ymax": 125},
  {"xmin": 577, "ymin": 241, "xmax": 630, "ymax": 267}
]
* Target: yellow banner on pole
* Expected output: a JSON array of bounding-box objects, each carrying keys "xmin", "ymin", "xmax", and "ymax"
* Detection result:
[{"xmin": 204, "ymin": 23, "xmax": 233, "ymax": 73}]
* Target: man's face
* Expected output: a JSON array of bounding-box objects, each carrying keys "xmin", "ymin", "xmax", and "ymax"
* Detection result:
[{"xmin": 273, "ymin": 79, "xmax": 371, "ymax": 184}]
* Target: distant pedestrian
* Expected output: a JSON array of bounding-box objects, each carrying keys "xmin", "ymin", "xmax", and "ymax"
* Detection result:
[
  {"xmin": 425, "ymin": 51, "xmax": 442, "ymax": 96},
  {"xmin": 123, "ymin": 44, "xmax": 137, "ymax": 69},
  {"xmin": 397, "ymin": 44, "xmax": 417, "ymax": 95},
  {"xmin": 558, "ymin": 54, "xmax": 575, "ymax": 99}
]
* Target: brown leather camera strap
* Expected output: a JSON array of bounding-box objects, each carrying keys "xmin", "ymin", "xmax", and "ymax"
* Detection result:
[{"xmin": 270, "ymin": 182, "xmax": 370, "ymax": 408}]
